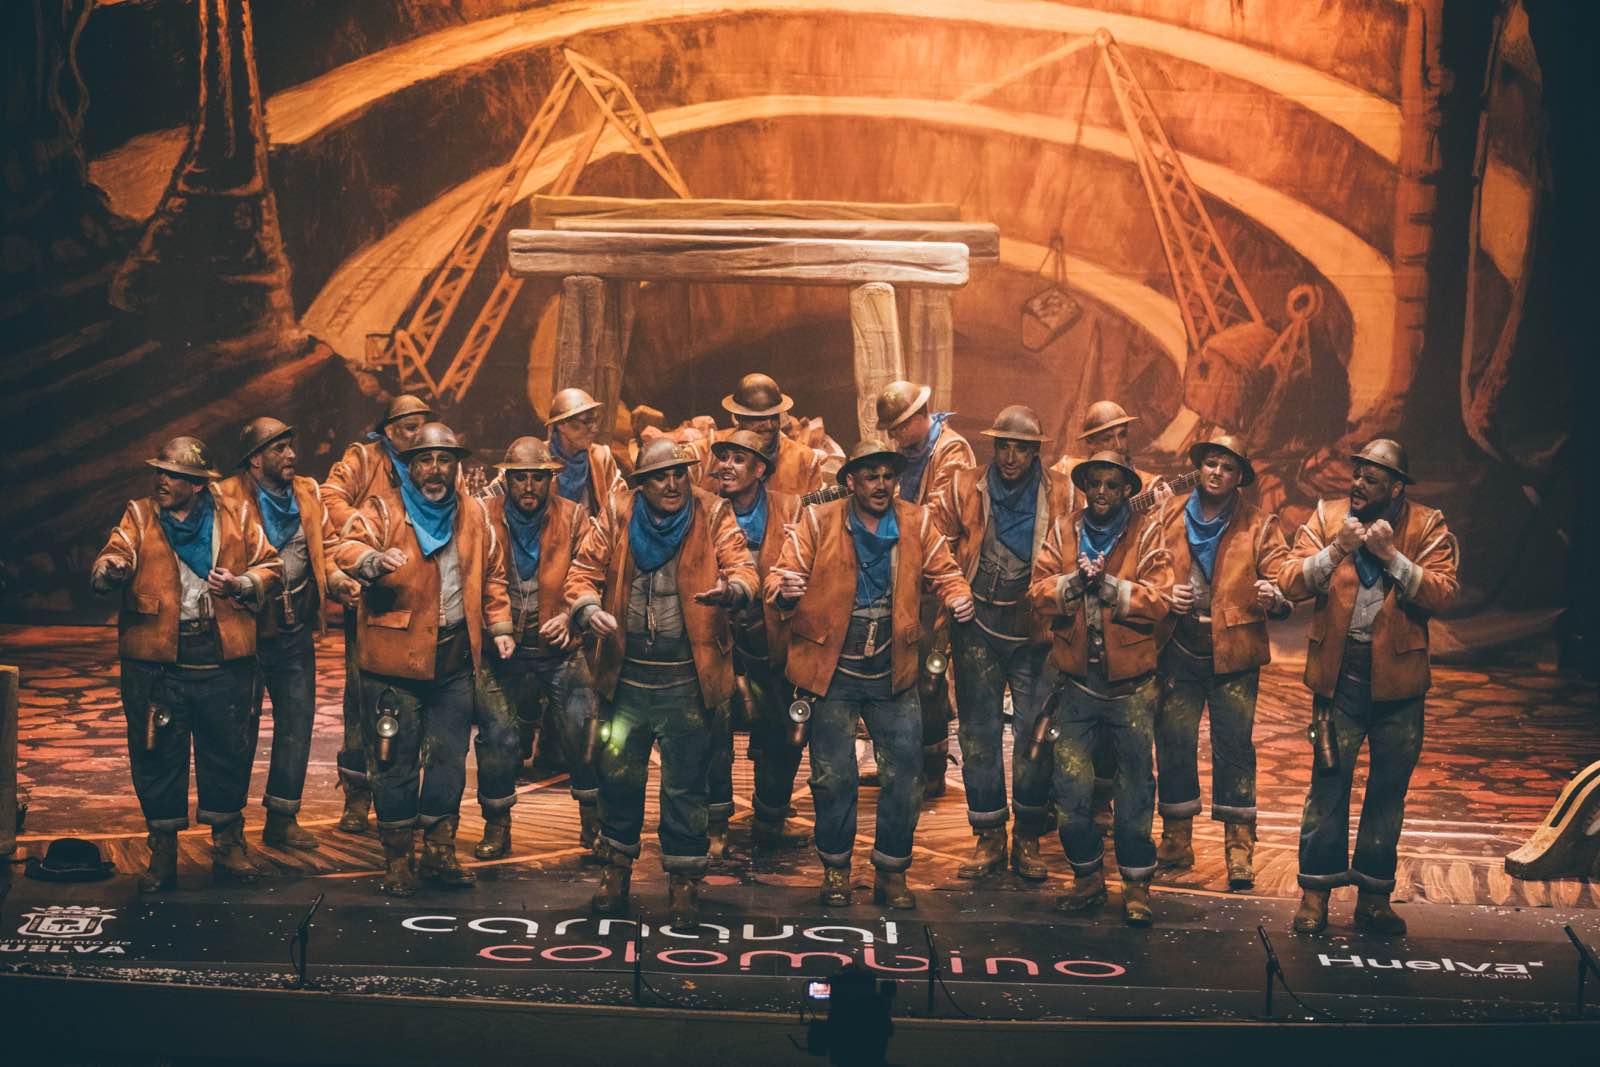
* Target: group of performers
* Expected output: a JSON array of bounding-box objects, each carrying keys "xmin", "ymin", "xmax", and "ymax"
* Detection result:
[{"xmin": 90, "ymin": 370, "xmax": 1458, "ymax": 934}]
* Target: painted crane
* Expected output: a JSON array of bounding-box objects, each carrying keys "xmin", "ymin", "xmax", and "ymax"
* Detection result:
[{"xmin": 364, "ymin": 49, "xmax": 688, "ymax": 403}]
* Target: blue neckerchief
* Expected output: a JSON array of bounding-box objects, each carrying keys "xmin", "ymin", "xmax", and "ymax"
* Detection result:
[
  {"xmin": 628, "ymin": 495, "xmax": 694, "ymax": 573},
  {"xmin": 848, "ymin": 503, "xmax": 899, "ymax": 607},
  {"xmin": 503, "ymin": 498, "xmax": 547, "ymax": 581},
  {"xmin": 1353, "ymin": 498, "xmax": 1402, "ymax": 588},
  {"xmin": 367, "ymin": 430, "xmax": 409, "ymax": 486},
  {"xmin": 897, "ymin": 412, "xmax": 954, "ymax": 501},
  {"xmin": 987, "ymin": 460, "xmax": 1041, "ymax": 561},
  {"xmin": 1078, "ymin": 504, "xmax": 1131, "ymax": 562},
  {"xmin": 551, "ymin": 433, "xmax": 591, "ymax": 504},
  {"xmin": 398, "ymin": 474, "xmax": 458, "ymax": 558},
  {"xmin": 254, "ymin": 478, "xmax": 301, "ymax": 549},
  {"xmin": 159, "ymin": 488, "xmax": 215, "ymax": 579},
  {"xmin": 1184, "ymin": 492, "xmax": 1234, "ymax": 582},
  {"xmin": 732, "ymin": 484, "xmax": 769, "ymax": 550}
]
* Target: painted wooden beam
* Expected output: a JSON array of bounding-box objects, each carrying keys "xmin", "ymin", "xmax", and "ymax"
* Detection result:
[
  {"xmin": 532, "ymin": 194, "xmax": 960, "ymax": 223},
  {"xmin": 850, "ymin": 283, "xmax": 906, "ymax": 442},
  {"xmin": 551, "ymin": 217, "xmax": 999, "ymax": 259},
  {"xmin": 508, "ymin": 229, "xmax": 970, "ymax": 288}
]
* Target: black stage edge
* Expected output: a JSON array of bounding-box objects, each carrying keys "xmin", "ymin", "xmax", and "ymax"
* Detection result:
[{"xmin": 3, "ymin": 868, "xmax": 1599, "ymax": 1063}]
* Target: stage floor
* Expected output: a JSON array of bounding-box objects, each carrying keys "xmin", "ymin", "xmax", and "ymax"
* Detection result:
[{"xmin": 3, "ymin": 624, "xmax": 1599, "ymax": 1032}]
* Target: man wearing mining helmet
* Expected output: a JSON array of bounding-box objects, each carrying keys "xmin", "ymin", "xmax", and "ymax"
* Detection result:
[
  {"xmin": 692, "ymin": 372, "xmax": 827, "ymax": 497},
  {"xmin": 877, "ymin": 379, "xmax": 976, "ymax": 800},
  {"xmin": 545, "ymin": 387, "xmax": 627, "ymax": 517},
  {"xmin": 218, "ymin": 417, "xmax": 361, "ymax": 853},
  {"xmin": 320, "ymin": 394, "xmax": 433, "ymax": 837},
  {"xmin": 709, "ymin": 428, "xmax": 810, "ymax": 856},
  {"xmin": 931, "ymin": 405, "xmax": 1078, "ymax": 882},
  {"xmin": 770, "ymin": 440, "xmax": 973, "ymax": 910},
  {"xmin": 473, "ymin": 437, "xmax": 600, "ymax": 861},
  {"xmin": 91, "ymin": 436, "xmax": 282, "ymax": 890},
  {"xmin": 1028, "ymin": 451, "xmax": 1174, "ymax": 926},
  {"xmin": 332, "ymin": 422, "xmax": 515, "ymax": 896},
  {"xmin": 1150, "ymin": 434, "xmax": 1291, "ymax": 890},
  {"xmin": 1279, "ymin": 438, "xmax": 1459, "ymax": 936},
  {"xmin": 564, "ymin": 438, "xmax": 759, "ymax": 926}
]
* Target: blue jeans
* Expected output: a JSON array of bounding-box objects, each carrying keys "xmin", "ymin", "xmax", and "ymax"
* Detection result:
[
  {"xmin": 337, "ymin": 610, "xmax": 367, "ymax": 792},
  {"xmin": 256, "ymin": 626, "xmax": 317, "ymax": 814},
  {"xmin": 1051, "ymin": 675, "xmax": 1159, "ymax": 881},
  {"xmin": 360, "ymin": 668, "xmax": 475, "ymax": 829},
  {"xmin": 481, "ymin": 650, "xmax": 599, "ymax": 811},
  {"xmin": 597, "ymin": 679, "xmax": 714, "ymax": 875},
  {"xmin": 809, "ymin": 687, "xmax": 922, "ymax": 872},
  {"xmin": 1154, "ymin": 641, "xmax": 1260, "ymax": 825},
  {"xmin": 711, "ymin": 653, "xmax": 805, "ymax": 825},
  {"xmin": 119, "ymin": 658, "xmax": 257, "ymax": 831},
  {"xmin": 1297, "ymin": 641, "xmax": 1425, "ymax": 894},
  {"xmin": 951, "ymin": 624, "xmax": 1051, "ymax": 832}
]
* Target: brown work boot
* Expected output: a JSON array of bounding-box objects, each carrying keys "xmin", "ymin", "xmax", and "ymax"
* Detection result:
[
  {"xmin": 707, "ymin": 815, "xmax": 730, "ymax": 867},
  {"xmin": 418, "ymin": 816, "xmax": 476, "ymax": 888},
  {"xmin": 1155, "ymin": 816, "xmax": 1194, "ymax": 871},
  {"xmin": 139, "ymin": 830, "xmax": 178, "ymax": 892},
  {"xmin": 262, "ymin": 811, "xmax": 321, "ymax": 852},
  {"xmin": 1353, "ymin": 892, "xmax": 1408, "ymax": 937},
  {"xmin": 337, "ymin": 783, "xmax": 372, "ymax": 835},
  {"xmin": 956, "ymin": 826, "xmax": 1008, "ymax": 879},
  {"xmin": 820, "ymin": 865, "xmax": 852, "ymax": 907},
  {"xmin": 1055, "ymin": 870, "xmax": 1107, "ymax": 914},
  {"xmin": 591, "ymin": 852, "xmax": 633, "ymax": 915},
  {"xmin": 1224, "ymin": 822, "xmax": 1256, "ymax": 890},
  {"xmin": 668, "ymin": 874, "xmax": 702, "ymax": 928},
  {"xmin": 210, "ymin": 820, "xmax": 262, "ymax": 883},
  {"xmin": 1123, "ymin": 881, "xmax": 1154, "ymax": 927},
  {"xmin": 474, "ymin": 810, "xmax": 512, "ymax": 860},
  {"xmin": 1292, "ymin": 888, "xmax": 1330, "ymax": 934},
  {"xmin": 872, "ymin": 869, "xmax": 916, "ymax": 910},
  {"xmin": 1010, "ymin": 833, "xmax": 1048, "ymax": 882},
  {"xmin": 379, "ymin": 827, "xmax": 418, "ymax": 897},
  {"xmin": 752, "ymin": 815, "xmax": 811, "ymax": 849},
  {"xmin": 578, "ymin": 803, "xmax": 603, "ymax": 863}
]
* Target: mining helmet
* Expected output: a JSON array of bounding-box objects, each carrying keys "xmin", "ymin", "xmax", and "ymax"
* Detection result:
[
  {"xmin": 629, "ymin": 438, "xmax": 700, "ymax": 484},
  {"xmin": 722, "ymin": 373, "xmax": 793, "ymax": 418},
  {"xmin": 875, "ymin": 380, "xmax": 932, "ymax": 431},
  {"xmin": 1188, "ymin": 433, "xmax": 1256, "ymax": 487},
  {"xmin": 980, "ymin": 404, "xmax": 1049, "ymax": 444},
  {"xmin": 1078, "ymin": 400, "xmax": 1137, "ymax": 441},
  {"xmin": 147, "ymin": 436, "xmax": 221, "ymax": 480},
  {"xmin": 375, "ymin": 394, "xmax": 431, "ymax": 432},
  {"xmin": 710, "ymin": 429, "xmax": 774, "ymax": 477},
  {"xmin": 1070, "ymin": 450, "xmax": 1143, "ymax": 495},
  {"xmin": 1349, "ymin": 438, "xmax": 1413, "ymax": 485},
  {"xmin": 837, "ymin": 439, "xmax": 908, "ymax": 485},
  {"xmin": 234, "ymin": 417, "xmax": 294, "ymax": 469},
  {"xmin": 398, "ymin": 422, "xmax": 471, "ymax": 460},
  {"xmin": 494, "ymin": 436, "xmax": 564, "ymax": 472},
  {"xmin": 547, "ymin": 387, "xmax": 602, "ymax": 426}
]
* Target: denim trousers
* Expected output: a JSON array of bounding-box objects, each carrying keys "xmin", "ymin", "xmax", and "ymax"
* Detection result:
[
  {"xmin": 360, "ymin": 667, "xmax": 475, "ymax": 829},
  {"xmin": 1297, "ymin": 641, "xmax": 1425, "ymax": 894},
  {"xmin": 1154, "ymin": 640, "xmax": 1260, "ymax": 825},
  {"xmin": 951, "ymin": 623, "xmax": 1051, "ymax": 832},
  {"xmin": 1051, "ymin": 674, "xmax": 1159, "ymax": 881},
  {"xmin": 256, "ymin": 625, "xmax": 317, "ymax": 814},
  {"xmin": 596, "ymin": 678, "xmax": 714, "ymax": 875},
  {"xmin": 120, "ymin": 657, "xmax": 258, "ymax": 831},
  {"xmin": 480, "ymin": 649, "xmax": 599, "ymax": 811},
  {"xmin": 809, "ymin": 686, "xmax": 923, "ymax": 872}
]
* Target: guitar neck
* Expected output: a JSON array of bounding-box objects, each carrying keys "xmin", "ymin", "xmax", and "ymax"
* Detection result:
[{"xmin": 1129, "ymin": 469, "xmax": 1202, "ymax": 514}]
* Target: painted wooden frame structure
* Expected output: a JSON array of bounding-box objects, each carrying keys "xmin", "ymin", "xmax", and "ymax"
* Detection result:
[{"xmin": 508, "ymin": 196, "xmax": 998, "ymax": 440}]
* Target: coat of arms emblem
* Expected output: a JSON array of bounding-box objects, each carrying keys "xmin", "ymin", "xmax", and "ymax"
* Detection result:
[{"xmin": 18, "ymin": 905, "xmax": 116, "ymax": 939}]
